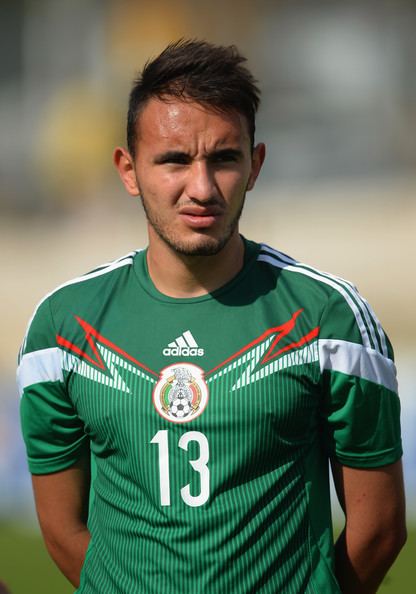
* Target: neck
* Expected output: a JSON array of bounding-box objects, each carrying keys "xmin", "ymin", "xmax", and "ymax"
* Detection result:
[{"xmin": 146, "ymin": 231, "xmax": 245, "ymax": 298}]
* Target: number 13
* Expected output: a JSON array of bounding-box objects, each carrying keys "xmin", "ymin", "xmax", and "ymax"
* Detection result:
[{"xmin": 150, "ymin": 430, "xmax": 210, "ymax": 507}]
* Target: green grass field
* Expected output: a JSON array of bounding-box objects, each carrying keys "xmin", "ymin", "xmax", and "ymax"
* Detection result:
[
  {"xmin": 0, "ymin": 523, "xmax": 73, "ymax": 594},
  {"xmin": 0, "ymin": 522, "xmax": 414, "ymax": 593}
]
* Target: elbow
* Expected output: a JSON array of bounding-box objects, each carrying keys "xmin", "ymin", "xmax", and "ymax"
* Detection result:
[
  {"xmin": 391, "ymin": 523, "xmax": 407, "ymax": 555},
  {"xmin": 41, "ymin": 529, "xmax": 69, "ymax": 566},
  {"xmin": 376, "ymin": 521, "xmax": 407, "ymax": 563}
]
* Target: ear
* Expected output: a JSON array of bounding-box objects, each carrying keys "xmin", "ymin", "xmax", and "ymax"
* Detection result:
[
  {"xmin": 113, "ymin": 147, "xmax": 141, "ymax": 196},
  {"xmin": 247, "ymin": 143, "xmax": 266, "ymax": 191}
]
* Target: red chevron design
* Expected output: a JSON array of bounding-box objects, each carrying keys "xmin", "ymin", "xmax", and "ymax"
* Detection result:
[
  {"xmin": 206, "ymin": 309, "xmax": 319, "ymax": 375},
  {"xmin": 56, "ymin": 311, "xmax": 318, "ymax": 382},
  {"xmin": 56, "ymin": 316, "xmax": 158, "ymax": 377}
]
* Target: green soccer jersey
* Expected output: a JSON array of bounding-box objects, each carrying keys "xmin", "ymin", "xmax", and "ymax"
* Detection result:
[{"xmin": 18, "ymin": 239, "xmax": 402, "ymax": 594}]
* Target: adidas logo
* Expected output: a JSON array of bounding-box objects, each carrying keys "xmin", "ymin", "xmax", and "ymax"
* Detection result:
[{"xmin": 162, "ymin": 330, "xmax": 204, "ymax": 357}]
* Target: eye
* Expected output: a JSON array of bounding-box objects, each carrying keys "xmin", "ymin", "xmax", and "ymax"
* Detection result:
[
  {"xmin": 210, "ymin": 151, "xmax": 241, "ymax": 164},
  {"xmin": 155, "ymin": 152, "xmax": 190, "ymax": 166}
]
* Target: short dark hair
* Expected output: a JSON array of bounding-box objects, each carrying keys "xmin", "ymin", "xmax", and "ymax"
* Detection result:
[{"xmin": 127, "ymin": 39, "xmax": 261, "ymax": 156}]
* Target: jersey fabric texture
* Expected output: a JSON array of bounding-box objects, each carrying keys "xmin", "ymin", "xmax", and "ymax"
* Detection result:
[{"xmin": 18, "ymin": 239, "xmax": 402, "ymax": 594}]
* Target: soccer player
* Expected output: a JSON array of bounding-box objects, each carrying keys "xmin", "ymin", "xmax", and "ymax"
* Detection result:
[{"xmin": 18, "ymin": 40, "xmax": 406, "ymax": 593}]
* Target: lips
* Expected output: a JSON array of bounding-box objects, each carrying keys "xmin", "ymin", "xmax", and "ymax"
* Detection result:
[{"xmin": 178, "ymin": 206, "xmax": 223, "ymax": 228}]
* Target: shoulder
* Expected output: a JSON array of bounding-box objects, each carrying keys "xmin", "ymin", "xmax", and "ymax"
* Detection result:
[
  {"xmin": 255, "ymin": 242, "xmax": 360, "ymax": 313},
  {"xmin": 41, "ymin": 249, "xmax": 138, "ymax": 304},
  {"xmin": 20, "ymin": 250, "xmax": 141, "ymax": 357},
  {"xmin": 254, "ymin": 242, "xmax": 391, "ymax": 357},
  {"xmin": 256, "ymin": 242, "xmax": 356, "ymax": 297},
  {"xmin": 49, "ymin": 249, "xmax": 139, "ymax": 301}
]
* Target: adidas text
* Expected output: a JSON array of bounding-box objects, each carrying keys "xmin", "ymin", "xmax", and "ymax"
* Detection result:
[{"xmin": 163, "ymin": 346, "xmax": 204, "ymax": 357}]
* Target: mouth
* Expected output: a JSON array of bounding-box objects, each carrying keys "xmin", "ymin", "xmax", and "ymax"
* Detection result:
[{"xmin": 178, "ymin": 206, "xmax": 223, "ymax": 229}]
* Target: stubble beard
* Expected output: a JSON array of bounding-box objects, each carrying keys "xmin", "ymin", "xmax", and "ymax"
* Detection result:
[{"xmin": 140, "ymin": 194, "xmax": 246, "ymax": 257}]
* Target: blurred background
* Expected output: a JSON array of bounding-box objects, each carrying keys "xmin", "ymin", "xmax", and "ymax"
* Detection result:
[{"xmin": 1, "ymin": 0, "xmax": 415, "ymax": 591}]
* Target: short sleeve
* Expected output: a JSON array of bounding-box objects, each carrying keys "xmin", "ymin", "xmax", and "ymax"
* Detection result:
[
  {"xmin": 318, "ymin": 287, "xmax": 402, "ymax": 468},
  {"xmin": 18, "ymin": 298, "xmax": 89, "ymax": 474}
]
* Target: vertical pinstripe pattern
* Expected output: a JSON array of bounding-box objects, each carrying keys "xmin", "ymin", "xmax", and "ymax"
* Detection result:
[
  {"xmin": 72, "ymin": 330, "xmax": 324, "ymax": 593},
  {"xmin": 21, "ymin": 242, "xmax": 400, "ymax": 593}
]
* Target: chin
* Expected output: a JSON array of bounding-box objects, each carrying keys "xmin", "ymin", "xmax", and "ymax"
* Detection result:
[
  {"xmin": 164, "ymin": 232, "xmax": 231, "ymax": 257},
  {"xmin": 171, "ymin": 238, "xmax": 225, "ymax": 256}
]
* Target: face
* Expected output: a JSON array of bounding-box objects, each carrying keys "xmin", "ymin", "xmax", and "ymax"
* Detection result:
[{"xmin": 115, "ymin": 98, "xmax": 265, "ymax": 257}]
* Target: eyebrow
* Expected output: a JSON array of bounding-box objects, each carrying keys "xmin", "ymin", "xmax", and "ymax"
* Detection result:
[
  {"xmin": 153, "ymin": 151, "xmax": 190, "ymax": 164},
  {"xmin": 153, "ymin": 148, "xmax": 244, "ymax": 164}
]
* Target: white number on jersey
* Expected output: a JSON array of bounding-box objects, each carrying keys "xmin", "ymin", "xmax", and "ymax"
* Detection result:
[{"xmin": 150, "ymin": 430, "xmax": 210, "ymax": 507}]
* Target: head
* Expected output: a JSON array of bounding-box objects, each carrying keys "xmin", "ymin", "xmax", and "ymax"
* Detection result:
[
  {"xmin": 127, "ymin": 39, "xmax": 261, "ymax": 158},
  {"xmin": 115, "ymin": 40, "xmax": 265, "ymax": 259}
]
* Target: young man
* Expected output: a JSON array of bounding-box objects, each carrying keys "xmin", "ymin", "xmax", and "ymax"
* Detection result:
[{"xmin": 18, "ymin": 40, "xmax": 406, "ymax": 593}]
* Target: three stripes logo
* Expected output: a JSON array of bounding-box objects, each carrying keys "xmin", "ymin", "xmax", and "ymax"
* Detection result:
[{"xmin": 162, "ymin": 330, "xmax": 204, "ymax": 357}]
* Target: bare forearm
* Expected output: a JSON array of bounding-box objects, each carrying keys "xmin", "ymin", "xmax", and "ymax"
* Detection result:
[
  {"xmin": 331, "ymin": 461, "xmax": 407, "ymax": 593},
  {"xmin": 32, "ymin": 457, "xmax": 92, "ymax": 588},
  {"xmin": 334, "ymin": 525, "xmax": 406, "ymax": 594},
  {"xmin": 42, "ymin": 524, "xmax": 91, "ymax": 588}
]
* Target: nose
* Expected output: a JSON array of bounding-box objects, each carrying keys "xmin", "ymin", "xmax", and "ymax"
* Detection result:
[{"xmin": 185, "ymin": 161, "xmax": 216, "ymax": 202}]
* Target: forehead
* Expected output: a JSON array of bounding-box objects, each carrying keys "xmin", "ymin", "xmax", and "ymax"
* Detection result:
[{"xmin": 135, "ymin": 98, "xmax": 251, "ymax": 150}]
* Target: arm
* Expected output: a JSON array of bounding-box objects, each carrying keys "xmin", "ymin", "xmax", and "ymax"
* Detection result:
[
  {"xmin": 332, "ymin": 459, "xmax": 407, "ymax": 594},
  {"xmin": 32, "ymin": 452, "xmax": 91, "ymax": 588}
]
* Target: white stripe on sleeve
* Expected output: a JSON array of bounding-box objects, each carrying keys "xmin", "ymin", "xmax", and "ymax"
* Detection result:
[
  {"xmin": 17, "ymin": 347, "xmax": 63, "ymax": 397},
  {"xmin": 258, "ymin": 253, "xmax": 374, "ymax": 352},
  {"xmin": 259, "ymin": 245, "xmax": 389, "ymax": 357},
  {"xmin": 318, "ymin": 339, "xmax": 398, "ymax": 393}
]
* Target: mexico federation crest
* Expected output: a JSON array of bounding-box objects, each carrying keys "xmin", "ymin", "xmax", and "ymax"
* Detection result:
[{"xmin": 153, "ymin": 363, "xmax": 208, "ymax": 423}]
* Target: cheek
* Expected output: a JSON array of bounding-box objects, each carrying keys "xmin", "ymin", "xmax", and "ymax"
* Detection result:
[
  {"xmin": 140, "ymin": 170, "xmax": 185, "ymax": 203},
  {"xmin": 218, "ymin": 170, "xmax": 251, "ymax": 200}
]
